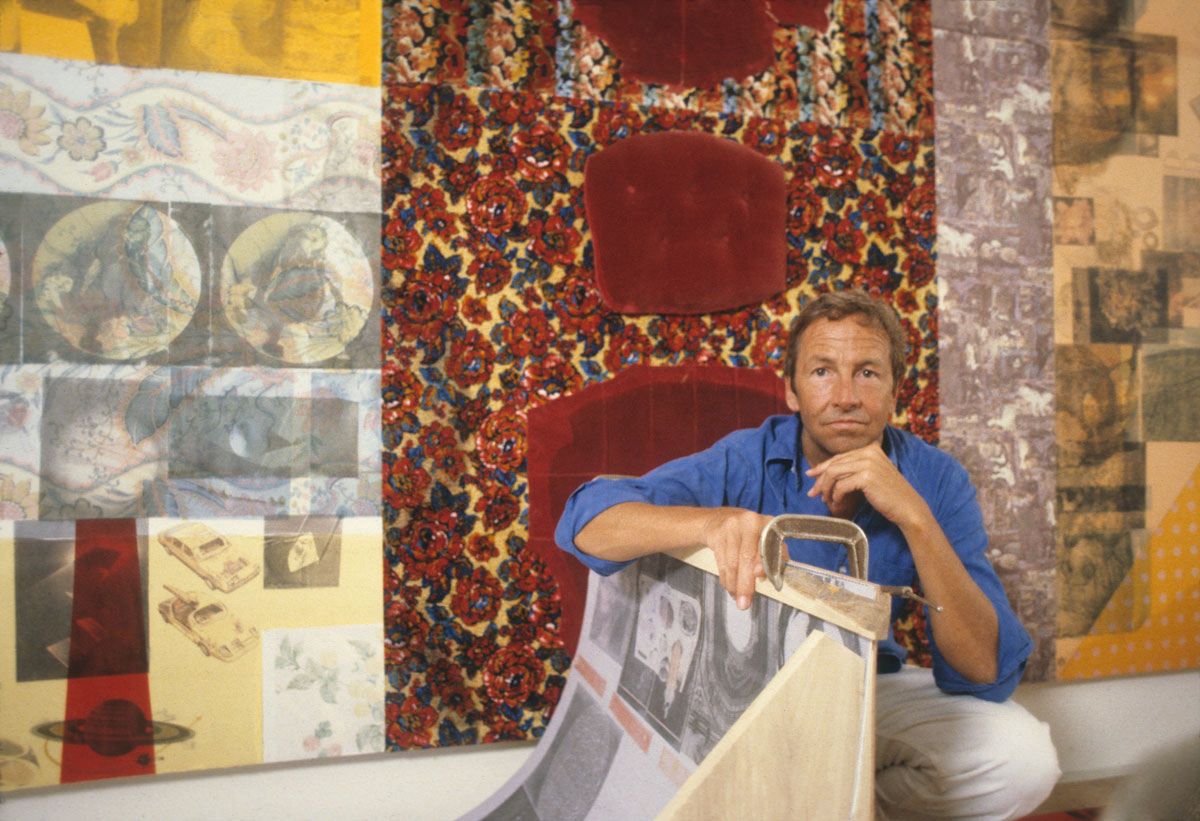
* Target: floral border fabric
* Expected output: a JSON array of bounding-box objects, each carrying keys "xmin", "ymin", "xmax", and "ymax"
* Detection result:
[
  {"xmin": 381, "ymin": 80, "xmax": 938, "ymax": 746},
  {"xmin": 0, "ymin": 54, "xmax": 381, "ymax": 212}
]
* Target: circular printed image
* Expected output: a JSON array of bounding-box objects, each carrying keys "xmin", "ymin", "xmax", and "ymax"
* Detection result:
[
  {"xmin": 220, "ymin": 214, "xmax": 372, "ymax": 364},
  {"xmin": 32, "ymin": 202, "xmax": 202, "ymax": 360},
  {"xmin": 33, "ymin": 698, "xmax": 194, "ymax": 757}
]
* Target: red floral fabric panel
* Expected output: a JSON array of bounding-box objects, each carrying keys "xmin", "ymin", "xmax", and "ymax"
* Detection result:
[{"xmin": 381, "ymin": 79, "xmax": 938, "ymax": 749}]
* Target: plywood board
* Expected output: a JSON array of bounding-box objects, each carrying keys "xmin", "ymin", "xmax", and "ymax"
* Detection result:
[{"xmin": 658, "ymin": 630, "xmax": 872, "ymax": 821}]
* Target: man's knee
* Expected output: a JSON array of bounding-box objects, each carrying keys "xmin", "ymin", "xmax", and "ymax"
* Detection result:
[
  {"xmin": 986, "ymin": 706, "xmax": 1061, "ymax": 817},
  {"xmin": 876, "ymin": 685, "xmax": 1061, "ymax": 820}
]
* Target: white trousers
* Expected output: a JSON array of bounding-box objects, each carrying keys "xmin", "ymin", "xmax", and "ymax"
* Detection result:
[{"xmin": 874, "ymin": 666, "xmax": 1061, "ymax": 821}]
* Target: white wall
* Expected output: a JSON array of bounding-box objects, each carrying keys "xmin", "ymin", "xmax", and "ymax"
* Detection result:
[{"xmin": 4, "ymin": 669, "xmax": 1197, "ymax": 820}]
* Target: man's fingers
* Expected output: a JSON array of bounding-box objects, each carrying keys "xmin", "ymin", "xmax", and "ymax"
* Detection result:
[{"xmin": 736, "ymin": 536, "xmax": 757, "ymax": 609}]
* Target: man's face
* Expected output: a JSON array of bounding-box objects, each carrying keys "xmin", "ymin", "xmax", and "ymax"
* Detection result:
[{"xmin": 785, "ymin": 316, "xmax": 897, "ymax": 466}]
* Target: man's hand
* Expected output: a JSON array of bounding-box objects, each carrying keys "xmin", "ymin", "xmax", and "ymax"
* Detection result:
[
  {"xmin": 807, "ymin": 443, "xmax": 1001, "ymax": 683},
  {"xmin": 805, "ymin": 442, "xmax": 922, "ymax": 524},
  {"xmin": 700, "ymin": 508, "xmax": 774, "ymax": 611},
  {"xmin": 574, "ymin": 502, "xmax": 772, "ymax": 611}
]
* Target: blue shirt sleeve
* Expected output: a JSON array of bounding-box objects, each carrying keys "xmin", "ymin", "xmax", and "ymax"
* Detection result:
[
  {"xmin": 554, "ymin": 427, "xmax": 759, "ymax": 575},
  {"xmin": 909, "ymin": 445, "xmax": 1033, "ymax": 702}
]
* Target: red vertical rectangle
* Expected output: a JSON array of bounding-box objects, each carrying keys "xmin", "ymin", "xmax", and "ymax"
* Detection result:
[{"xmin": 62, "ymin": 519, "xmax": 156, "ymax": 784}]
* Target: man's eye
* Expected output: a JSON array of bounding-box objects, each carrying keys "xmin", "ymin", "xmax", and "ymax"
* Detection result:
[{"xmin": 813, "ymin": 367, "xmax": 827, "ymax": 376}]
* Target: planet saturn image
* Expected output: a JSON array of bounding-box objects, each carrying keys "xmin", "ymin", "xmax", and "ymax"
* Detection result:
[{"xmin": 33, "ymin": 698, "xmax": 193, "ymax": 757}]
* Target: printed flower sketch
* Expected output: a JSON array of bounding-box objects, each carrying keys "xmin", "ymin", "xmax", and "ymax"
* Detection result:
[{"xmin": 263, "ymin": 625, "xmax": 386, "ymax": 762}]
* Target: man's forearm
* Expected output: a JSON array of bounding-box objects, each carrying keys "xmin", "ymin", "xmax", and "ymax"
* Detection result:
[
  {"xmin": 574, "ymin": 502, "xmax": 713, "ymax": 561},
  {"xmin": 899, "ymin": 506, "xmax": 1000, "ymax": 684}
]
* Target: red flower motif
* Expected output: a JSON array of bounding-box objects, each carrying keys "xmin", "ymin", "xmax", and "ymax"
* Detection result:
[
  {"xmin": 467, "ymin": 532, "xmax": 499, "ymax": 562},
  {"xmin": 500, "ymin": 308, "xmax": 554, "ymax": 358},
  {"xmin": 651, "ymin": 315, "xmax": 709, "ymax": 357},
  {"xmin": 402, "ymin": 507, "xmax": 465, "ymax": 580},
  {"xmin": 468, "ymin": 253, "xmax": 512, "ymax": 295},
  {"xmin": 462, "ymin": 295, "xmax": 492, "ymax": 324},
  {"xmin": 475, "ymin": 483, "xmax": 520, "ymax": 530},
  {"xmin": 382, "ymin": 362, "xmax": 430, "ymax": 426},
  {"xmin": 384, "ymin": 557, "xmax": 401, "ymax": 596},
  {"xmin": 466, "ymin": 173, "xmax": 526, "ymax": 235},
  {"xmin": 385, "ymin": 599, "xmax": 427, "ymax": 656},
  {"xmin": 511, "ymin": 122, "xmax": 568, "ymax": 182},
  {"xmin": 483, "ymin": 719, "xmax": 528, "ymax": 743},
  {"xmin": 902, "ymin": 246, "xmax": 935, "ymax": 288},
  {"xmin": 446, "ymin": 329, "xmax": 496, "ymax": 387},
  {"xmin": 854, "ymin": 264, "xmax": 900, "ymax": 298},
  {"xmin": 452, "ymin": 567, "xmax": 504, "ymax": 625},
  {"xmin": 881, "ymin": 131, "xmax": 920, "ymax": 165},
  {"xmin": 482, "ymin": 644, "xmax": 545, "ymax": 709},
  {"xmin": 593, "ymin": 105, "xmax": 644, "ymax": 145},
  {"xmin": 391, "ymin": 279, "xmax": 456, "ymax": 328},
  {"xmin": 858, "ymin": 192, "xmax": 895, "ymax": 239},
  {"xmin": 388, "ymin": 695, "xmax": 438, "ymax": 748},
  {"xmin": 422, "ymin": 421, "xmax": 466, "ymax": 480},
  {"xmin": 903, "ymin": 183, "xmax": 936, "ymax": 239},
  {"xmin": 460, "ymin": 630, "xmax": 498, "ymax": 674},
  {"xmin": 383, "ymin": 217, "xmax": 423, "ymax": 271},
  {"xmin": 426, "ymin": 657, "xmax": 475, "ymax": 716},
  {"xmin": 484, "ymin": 89, "xmax": 542, "ymax": 127},
  {"xmin": 435, "ymin": 94, "xmax": 483, "ymax": 151},
  {"xmin": 521, "ymin": 350, "xmax": 583, "ymax": 403},
  {"xmin": 904, "ymin": 378, "xmax": 938, "ymax": 443},
  {"xmin": 745, "ymin": 117, "xmax": 787, "ymax": 156},
  {"xmin": 411, "ymin": 184, "xmax": 455, "ymax": 240},
  {"xmin": 384, "ymin": 455, "xmax": 431, "ymax": 510},
  {"xmin": 603, "ymin": 325, "xmax": 652, "ymax": 373},
  {"xmin": 445, "ymin": 159, "xmax": 479, "ymax": 197},
  {"xmin": 894, "ymin": 287, "xmax": 920, "ymax": 314},
  {"xmin": 530, "ymin": 591, "xmax": 563, "ymax": 647},
  {"xmin": 788, "ymin": 177, "xmax": 823, "ymax": 235},
  {"xmin": 506, "ymin": 547, "xmax": 546, "ymax": 594},
  {"xmin": 553, "ymin": 269, "xmax": 605, "ymax": 335},
  {"xmin": 811, "ymin": 135, "xmax": 862, "ymax": 189},
  {"xmin": 528, "ymin": 215, "xmax": 582, "ymax": 266},
  {"xmin": 750, "ymin": 319, "xmax": 788, "ymax": 369},
  {"xmin": 475, "ymin": 406, "xmax": 526, "ymax": 472},
  {"xmin": 820, "ymin": 215, "xmax": 866, "ymax": 265}
]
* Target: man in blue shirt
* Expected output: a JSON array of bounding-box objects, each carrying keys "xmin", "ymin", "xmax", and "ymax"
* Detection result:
[{"xmin": 556, "ymin": 290, "xmax": 1060, "ymax": 819}]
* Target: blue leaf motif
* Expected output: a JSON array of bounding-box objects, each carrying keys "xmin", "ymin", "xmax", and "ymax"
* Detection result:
[{"xmin": 140, "ymin": 104, "xmax": 184, "ymax": 158}]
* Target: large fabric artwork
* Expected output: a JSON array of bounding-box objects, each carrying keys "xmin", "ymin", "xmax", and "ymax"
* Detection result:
[
  {"xmin": 1050, "ymin": 0, "xmax": 1200, "ymax": 679},
  {"xmin": 381, "ymin": 0, "xmax": 939, "ymax": 749},
  {"xmin": 0, "ymin": 45, "xmax": 383, "ymax": 789}
]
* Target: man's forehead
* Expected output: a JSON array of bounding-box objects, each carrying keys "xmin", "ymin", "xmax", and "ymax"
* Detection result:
[{"xmin": 798, "ymin": 317, "xmax": 891, "ymax": 355}]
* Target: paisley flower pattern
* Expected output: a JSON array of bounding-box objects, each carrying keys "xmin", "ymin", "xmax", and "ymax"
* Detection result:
[{"xmin": 381, "ymin": 79, "xmax": 938, "ymax": 749}]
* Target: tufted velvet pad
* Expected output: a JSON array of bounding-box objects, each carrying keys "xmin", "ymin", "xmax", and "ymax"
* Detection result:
[
  {"xmin": 584, "ymin": 130, "xmax": 787, "ymax": 316},
  {"xmin": 572, "ymin": 0, "xmax": 777, "ymax": 89},
  {"xmin": 526, "ymin": 364, "xmax": 789, "ymax": 653}
]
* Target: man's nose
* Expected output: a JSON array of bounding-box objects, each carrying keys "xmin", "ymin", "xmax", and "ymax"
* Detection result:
[{"xmin": 832, "ymin": 376, "xmax": 860, "ymax": 407}]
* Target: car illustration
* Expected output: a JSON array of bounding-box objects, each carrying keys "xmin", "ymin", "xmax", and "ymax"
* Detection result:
[
  {"xmin": 158, "ymin": 584, "xmax": 259, "ymax": 662},
  {"xmin": 157, "ymin": 522, "xmax": 260, "ymax": 593}
]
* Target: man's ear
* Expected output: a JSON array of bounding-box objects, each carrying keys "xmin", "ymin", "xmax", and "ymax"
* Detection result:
[{"xmin": 784, "ymin": 380, "xmax": 800, "ymax": 413}]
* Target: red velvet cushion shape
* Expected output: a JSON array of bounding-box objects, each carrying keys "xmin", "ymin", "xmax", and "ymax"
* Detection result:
[
  {"xmin": 584, "ymin": 130, "xmax": 787, "ymax": 315},
  {"xmin": 573, "ymin": 0, "xmax": 776, "ymax": 89},
  {"xmin": 766, "ymin": 0, "xmax": 831, "ymax": 31},
  {"xmin": 526, "ymin": 364, "xmax": 788, "ymax": 653}
]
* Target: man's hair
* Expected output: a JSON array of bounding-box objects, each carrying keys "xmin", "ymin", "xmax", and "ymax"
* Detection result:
[{"xmin": 782, "ymin": 290, "xmax": 908, "ymax": 389}]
